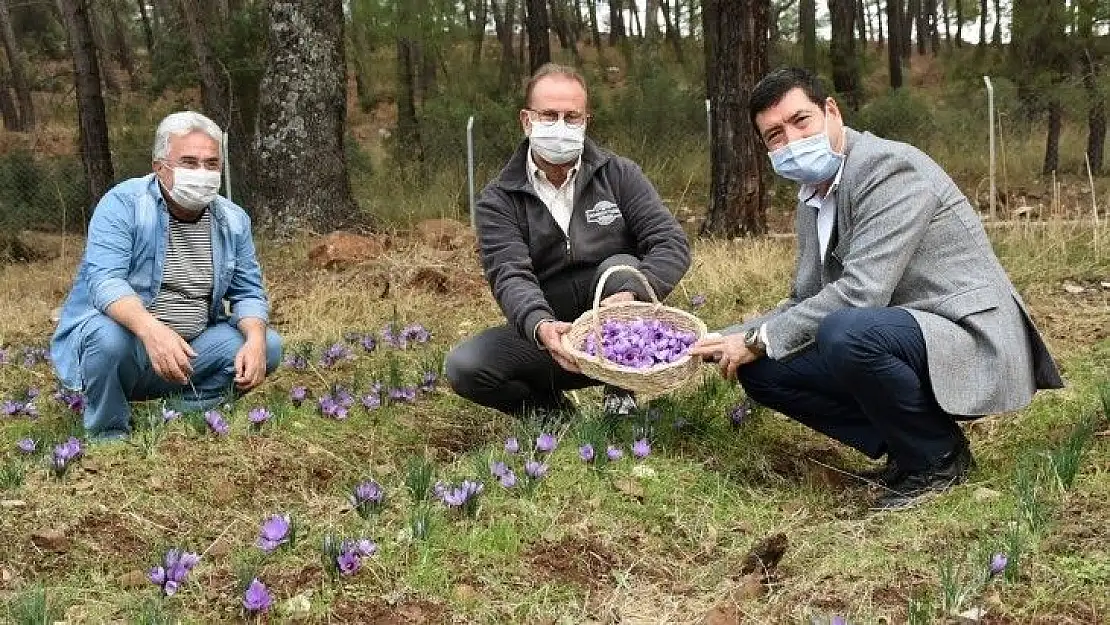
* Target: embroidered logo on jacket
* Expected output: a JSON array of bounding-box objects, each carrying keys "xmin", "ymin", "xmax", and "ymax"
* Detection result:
[{"xmin": 585, "ymin": 200, "xmax": 621, "ymax": 226}]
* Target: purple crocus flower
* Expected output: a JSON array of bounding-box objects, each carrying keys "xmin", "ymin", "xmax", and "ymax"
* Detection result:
[
  {"xmin": 489, "ymin": 461, "xmax": 510, "ymax": 478},
  {"xmin": 256, "ymin": 514, "xmax": 291, "ymax": 553},
  {"xmin": 242, "ymin": 578, "xmax": 272, "ymax": 613},
  {"xmin": 0, "ymin": 347, "xmax": 7, "ymax": 364},
  {"xmin": 388, "ymin": 387, "xmax": 417, "ymax": 403},
  {"xmin": 380, "ymin": 325, "xmax": 405, "ymax": 349},
  {"xmin": 320, "ymin": 342, "xmax": 353, "ymax": 368},
  {"xmin": 632, "ymin": 439, "xmax": 651, "ymax": 459},
  {"xmin": 248, "ymin": 407, "xmax": 271, "ymax": 426},
  {"xmin": 204, "ymin": 410, "xmax": 229, "ymax": 435},
  {"xmin": 578, "ymin": 444, "xmax": 595, "ymax": 462},
  {"xmin": 606, "ymin": 445, "xmax": 623, "ymax": 461},
  {"xmin": 17, "ymin": 438, "xmax": 35, "ymax": 453},
  {"xmin": 419, "ymin": 371, "xmax": 438, "ymax": 393},
  {"xmin": 283, "ymin": 353, "xmax": 308, "ymax": 370},
  {"xmin": 149, "ymin": 549, "xmax": 199, "ymax": 596},
  {"xmin": 690, "ymin": 294, "xmax": 707, "ymax": 308},
  {"xmin": 359, "ymin": 335, "xmax": 377, "ymax": 352},
  {"xmin": 524, "ymin": 460, "xmax": 548, "ymax": 479},
  {"xmin": 535, "ymin": 433, "xmax": 557, "ymax": 453},
  {"xmin": 55, "ymin": 437, "xmax": 82, "ymax": 462},
  {"xmin": 1, "ymin": 399, "xmax": 23, "ymax": 416},
  {"xmin": 504, "ymin": 437, "xmax": 520, "ymax": 454},
  {"xmin": 337, "ymin": 549, "xmax": 361, "ymax": 575},
  {"xmin": 729, "ymin": 403, "xmax": 749, "ymax": 428},
  {"xmin": 361, "ymin": 393, "xmax": 382, "ymax": 410},
  {"xmin": 830, "ymin": 617, "xmax": 848, "ymax": 625},
  {"xmin": 355, "ymin": 539, "xmax": 377, "ymax": 556},
  {"xmin": 499, "ymin": 470, "xmax": 518, "ymax": 488},
  {"xmin": 290, "ymin": 386, "xmax": 308, "ymax": 406},
  {"xmin": 989, "ymin": 553, "xmax": 1008, "ymax": 577},
  {"xmin": 351, "ymin": 480, "xmax": 384, "ymax": 512},
  {"xmin": 162, "ymin": 407, "xmax": 180, "ymax": 422},
  {"xmin": 402, "ymin": 323, "xmax": 431, "ymax": 345}
]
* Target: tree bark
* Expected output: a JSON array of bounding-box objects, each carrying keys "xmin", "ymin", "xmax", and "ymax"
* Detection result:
[
  {"xmin": 57, "ymin": 0, "xmax": 114, "ymax": 207},
  {"xmin": 978, "ymin": 0, "xmax": 987, "ymax": 50},
  {"xmin": 109, "ymin": 0, "xmax": 138, "ymax": 90},
  {"xmin": 887, "ymin": 0, "xmax": 903, "ymax": 89},
  {"xmin": 856, "ymin": 0, "xmax": 868, "ymax": 44},
  {"xmin": 645, "ymin": 0, "xmax": 660, "ymax": 38},
  {"xmin": 1079, "ymin": 0, "xmax": 1104, "ymax": 173},
  {"xmin": 252, "ymin": 0, "xmax": 360, "ymax": 233},
  {"xmin": 627, "ymin": 0, "xmax": 641, "ymax": 38},
  {"xmin": 875, "ymin": 0, "xmax": 884, "ymax": 46},
  {"xmin": 903, "ymin": 0, "xmax": 917, "ymax": 59},
  {"xmin": 953, "ymin": 0, "xmax": 962, "ymax": 47},
  {"xmin": 471, "ymin": 0, "xmax": 488, "ymax": 63},
  {"xmin": 526, "ymin": 0, "xmax": 551, "ymax": 72},
  {"xmin": 0, "ymin": 70, "xmax": 19, "ymax": 130},
  {"xmin": 491, "ymin": 0, "xmax": 518, "ymax": 88},
  {"xmin": 915, "ymin": 0, "xmax": 927, "ymax": 54},
  {"xmin": 585, "ymin": 0, "xmax": 600, "ymax": 47},
  {"xmin": 991, "ymin": 0, "xmax": 1000, "ymax": 45},
  {"xmin": 800, "ymin": 0, "xmax": 816, "ymax": 71},
  {"xmin": 0, "ymin": 0, "xmax": 35, "ymax": 129},
  {"xmin": 830, "ymin": 0, "xmax": 860, "ymax": 110},
  {"xmin": 87, "ymin": 4, "xmax": 121, "ymax": 95},
  {"xmin": 701, "ymin": 0, "xmax": 769, "ymax": 238},
  {"xmin": 659, "ymin": 0, "xmax": 683, "ymax": 61},
  {"xmin": 941, "ymin": 0, "xmax": 950, "ymax": 46},
  {"xmin": 609, "ymin": 0, "xmax": 625, "ymax": 45},
  {"xmin": 1043, "ymin": 100, "xmax": 1061, "ymax": 175},
  {"xmin": 137, "ymin": 0, "xmax": 155, "ymax": 54}
]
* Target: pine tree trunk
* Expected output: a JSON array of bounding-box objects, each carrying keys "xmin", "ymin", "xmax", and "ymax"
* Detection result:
[
  {"xmin": 88, "ymin": 6, "xmax": 121, "ymax": 95},
  {"xmin": 915, "ymin": 0, "xmax": 927, "ymax": 54},
  {"xmin": 492, "ymin": 0, "xmax": 518, "ymax": 87},
  {"xmin": 701, "ymin": 0, "xmax": 768, "ymax": 238},
  {"xmin": 876, "ymin": 0, "xmax": 884, "ymax": 46},
  {"xmin": 856, "ymin": 0, "xmax": 868, "ymax": 44},
  {"xmin": 252, "ymin": 0, "xmax": 360, "ymax": 233},
  {"xmin": 57, "ymin": 0, "xmax": 114, "ymax": 206},
  {"xmin": 526, "ymin": 0, "xmax": 551, "ymax": 72},
  {"xmin": 0, "ymin": 72, "xmax": 19, "ymax": 130},
  {"xmin": 953, "ymin": 0, "xmax": 962, "ymax": 47},
  {"xmin": 941, "ymin": 0, "xmax": 950, "ymax": 46},
  {"xmin": 586, "ymin": 0, "xmax": 600, "ymax": 47},
  {"xmin": 830, "ymin": 0, "xmax": 860, "ymax": 109},
  {"xmin": 888, "ymin": 0, "xmax": 904, "ymax": 89},
  {"xmin": 659, "ymin": 0, "xmax": 683, "ymax": 62},
  {"xmin": 609, "ymin": 0, "xmax": 625, "ymax": 45},
  {"xmin": 0, "ymin": 0, "xmax": 35, "ymax": 130},
  {"xmin": 109, "ymin": 0, "xmax": 138, "ymax": 90},
  {"xmin": 137, "ymin": 0, "xmax": 156, "ymax": 53},
  {"xmin": 800, "ymin": 0, "xmax": 816, "ymax": 71},
  {"xmin": 1083, "ymin": 50, "xmax": 1105, "ymax": 173},
  {"xmin": 1043, "ymin": 99, "xmax": 1061, "ymax": 175},
  {"xmin": 991, "ymin": 0, "xmax": 1000, "ymax": 45},
  {"xmin": 471, "ymin": 0, "xmax": 488, "ymax": 64},
  {"xmin": 903, "ymin": 0, "xmax": 917, "ymax": 59},
  {"xmin": 977, "ymin": 0, "xmax": 987, "ymax": 50},
  {"xmin": 645, "ymin": 0, "xmax": 660, "ymax": 38}
]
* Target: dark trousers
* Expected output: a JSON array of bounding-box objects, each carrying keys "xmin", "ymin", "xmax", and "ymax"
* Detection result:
[
  {"xmin": 445, "ymin": 254, "xmax": 646, "ymax": 415},
  {"xmin": 737, "ymin": 307, "xmax": 967, "ymax": 471}
]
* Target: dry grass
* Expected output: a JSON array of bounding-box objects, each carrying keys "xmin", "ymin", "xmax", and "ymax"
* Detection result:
[{"xmin": 1, "ymin": 223, "xmax": 1108, "ymax": 624}]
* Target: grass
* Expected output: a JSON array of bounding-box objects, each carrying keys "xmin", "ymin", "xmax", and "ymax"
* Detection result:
[{"xmin": 1, "ymin": 220, "xmax": 1107, "ymax": 623}]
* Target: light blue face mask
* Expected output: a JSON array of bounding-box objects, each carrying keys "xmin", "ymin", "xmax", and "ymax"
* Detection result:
[{"xmin": 767, "ymin": 111, "xmax": 844, "ymax": 184}]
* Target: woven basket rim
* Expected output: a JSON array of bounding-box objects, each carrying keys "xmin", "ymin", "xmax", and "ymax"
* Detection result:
[{"xmin": 562, "ymin": 301, "xmax": 708, "ymax": 375}]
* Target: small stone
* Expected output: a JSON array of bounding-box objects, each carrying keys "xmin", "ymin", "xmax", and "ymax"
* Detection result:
[
  {"xmin": 1, "ymin": 500, "xmax": 27, "ymax": 508},
  {"xmin": 973, "ymin": 487, "xmax": 1002, "ymax": 501},
  {"xmin": 31, "ymin": 528, "xmax": 70, "ymax": 553},
  {"xmin": 1063, "ymin": 283, "xmax": 1085, "ymax": 294},
  {"xmin": 453, "ymin": 583, "xmax": 478, "ymax": 602},
  {"xmin": 282, "ymin": 593, "xmax": 312, "ymax": 619}
]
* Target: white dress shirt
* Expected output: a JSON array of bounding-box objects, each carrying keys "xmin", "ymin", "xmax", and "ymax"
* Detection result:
[{"xmin": 526, "ymin": 152, "xmax": 581, "ymax": 235}]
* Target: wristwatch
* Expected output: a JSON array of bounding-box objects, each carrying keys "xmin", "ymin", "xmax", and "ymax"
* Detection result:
[{"xmin": 743, "ymin": 327, "xmax": 767, "ymax": 357}]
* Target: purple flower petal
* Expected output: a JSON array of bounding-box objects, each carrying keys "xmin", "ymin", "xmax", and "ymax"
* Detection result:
[{"xmin": 242, "ymin": 578, "xmax": 272, "ymax": 613}]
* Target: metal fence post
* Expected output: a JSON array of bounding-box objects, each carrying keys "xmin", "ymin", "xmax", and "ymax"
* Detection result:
[
  {"xmin": 983, "ymin": 76, "xmax": 995, "ymax": 221},
  {"xmin": 221, "ymin": 130, "xmax": 232, "ymax": 202},
  {"xmin": 467, "ymin": 115, "xmax": 476, "ymax": 228}
]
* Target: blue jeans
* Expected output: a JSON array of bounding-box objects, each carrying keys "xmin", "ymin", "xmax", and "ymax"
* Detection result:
[
  {"xmin": 737, "ymin": 307, "xmax": 966, "ymax": 471},
  {"xmin": 78, "ymin": 314, "xmax": 283, "ymax": 437}
]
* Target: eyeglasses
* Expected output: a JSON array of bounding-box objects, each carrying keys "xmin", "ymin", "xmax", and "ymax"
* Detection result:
[
  {"xmin": 525, "ymin": 108, "xmax": 590, "ymax": 129},
  {"xmin": 163, "ymin": 157, "xmax": 222, "ymax": 171}
]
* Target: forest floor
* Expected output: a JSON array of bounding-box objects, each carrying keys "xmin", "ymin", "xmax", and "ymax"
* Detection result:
[{"xmin": 1, "ymin": 220, "xmax": 1107, "ymax": 624}]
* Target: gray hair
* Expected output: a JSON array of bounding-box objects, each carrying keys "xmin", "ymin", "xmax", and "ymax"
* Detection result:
[
  {"xmin": 152, "ymin": 111, "xmax": 223, "ymax": 161},
  {"xmin": 524, "ymin": 63, "xmax": 588, "ymax": 108}
]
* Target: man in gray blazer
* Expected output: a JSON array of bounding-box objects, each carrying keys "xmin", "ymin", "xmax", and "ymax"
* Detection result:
[{"xmin": 691, "ymin": 68, "xmax": 1063, "ymax": 510}]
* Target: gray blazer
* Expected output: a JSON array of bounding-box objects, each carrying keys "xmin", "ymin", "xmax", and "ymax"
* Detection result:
[{"xmin": 755, "ymin": 128, "xmax": 1063, "ymax": 416}]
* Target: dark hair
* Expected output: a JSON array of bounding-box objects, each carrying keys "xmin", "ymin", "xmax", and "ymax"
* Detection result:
[
  {"xmin": 524, "ymin": 63, "xmax": 588, "ymax": 108},
  {"xmin": 749, "ymin": 67, "xmax": 828, "ymax": 130}
]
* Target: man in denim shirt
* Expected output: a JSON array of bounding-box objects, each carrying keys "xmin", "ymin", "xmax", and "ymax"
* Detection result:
[{"xmin": 51, "ymin": 111, "xmax": 282, "ymax": 438}]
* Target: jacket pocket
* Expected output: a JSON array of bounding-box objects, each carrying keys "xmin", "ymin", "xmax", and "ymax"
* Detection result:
[{"xmin": 931, "ymin": 285, "xmax": 1000, "ymax": 321}]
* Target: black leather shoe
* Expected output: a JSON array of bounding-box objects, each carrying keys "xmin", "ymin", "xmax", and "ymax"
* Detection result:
[
  {"xmin": 602, "ymin": 386, "xmax": 637, "ymax": 417},
  {"xmin": 853, "ymin": 458, "xmax": 906, "ymax": 487},
  {"xmin": 871, "ymin": 443, "xmax": 975, "ymax": 511}
]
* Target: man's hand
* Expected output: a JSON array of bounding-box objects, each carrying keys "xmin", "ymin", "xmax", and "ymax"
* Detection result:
[
  {"xmin": 234, "ymin": 337, "xmax": 267, "ymax": 391},
  {"xmin": 138, "ymin": 320, "xmax": 196, "ymax": 384},
  {"xmin": 537, "ymin": 320, "xmax": 580, "ymax": 373},
  {"xmin": 599, "ymin": 291, "xmax": 636, "ymax": 306},
  {"xmin": 689, "ymin": 333, "xmax": 759, "ymax": 380}
]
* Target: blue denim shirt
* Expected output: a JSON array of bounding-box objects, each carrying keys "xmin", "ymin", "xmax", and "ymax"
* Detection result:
[{"xmin": 51, "ymin": 174, "xmax": 269, "ymax": 388}]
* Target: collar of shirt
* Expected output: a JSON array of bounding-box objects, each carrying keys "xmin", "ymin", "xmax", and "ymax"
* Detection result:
[
  {"xmin": 527, "ymin": 153, "xmax": 581, "ymax": 191},
  {"xmin": 797, "ymin": 157, "xmax": 846, "ymax": 209}
]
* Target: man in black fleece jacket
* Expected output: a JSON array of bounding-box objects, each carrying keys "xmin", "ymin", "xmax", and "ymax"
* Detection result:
[{"xmin": 445, "ymin": 63, "xmax": 691, "ymax": 416}]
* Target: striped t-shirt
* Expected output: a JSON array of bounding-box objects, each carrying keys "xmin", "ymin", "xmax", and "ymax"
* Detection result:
[{"xmin": 148, "ymin": 211, "xmax": 213, "ymax": 341}]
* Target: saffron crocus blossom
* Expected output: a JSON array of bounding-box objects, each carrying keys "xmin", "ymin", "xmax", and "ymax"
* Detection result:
[
  {"xmin": 283, "ymin": 353, "xmax": 308, "ymax": 370},
  {"xmin": 50, "ymin": 437, "xmax": 83, "ymax": 476},
  {"xmin": 247, "ymin": 407, "xmax": 271, "ymax": 426},
  {"xmin": 989, "ymin": 553, "xmax": 1008, "ymax": 577},
  {"xmin": 578, "ymin": 444, "xmax": 595, "ymax": 462},
  {"xmin": 582, "ymin": 318, "xmax": 697, "ymax": 370},
  {"xmin": 632, "ymin": 439, "xmax": 651, "ymax": 459},
  {"xmin": 504, "ymin": 437, "xmax": 520, "ymax": 454},
  {"xmin": 419, "ymin": 371, "xmax": 438, "ymax": 393},
  {"xmin": 256, "ymin": 514, "xmax": 291, "ymax": 553},
  {"xmin": 606, "ymin": 445, "xmax": 623, "ymax": 461},
  {"xmin": 351, "ymin": 480, "xmax": 385, "ymax": 517},
  {"xmin": 380, "ymin": 325, "xmax": 406, "ymax": 349},
  {"xmin": 524, "ymin": 460, "xmax": 548, "ymax": 479},
  {"xmin": 535, "ymin": 433, "xmax": 557, "ymax": 453},
  {"xmin": 729, "ymin": 402, "xmax": 749, "ymax": 428},
  {"xmin": 0, "ymin": 347, "xmax": 7, "ymax": 364},
  {"xmin": 439, "ymin": 480, "xmax": 484, "ymax": 509},
  {"xmin": 162, "ymin": 407, "xmax": 181, "ymax": 422},
  {"xmin": 320, "ymin": 342, "xmax": 353, "ymax": 368},
  {"xmin": 690, "ymin": 294, "xmax": 707, "ymax": 309},
  {"xmin": 148, "ymin": 549, "xmax": 200, "ymax": 596},
  {"xmin": 22, "ymin": 347, "xmax": 48, "ymax": 367},
  {"xmin": 242, "ymin": 578, "xmax": 272, "ymax": 613},
  {"xmin": 489, "ymin": 461, "xmax": 510, "ymax": 479},
  {"xmin": 499, "ymin": 470, "xmax": 518, "ymax": 488},
  {"xmin": 1, "ymin": 399, "xmax": 22, "ymax": 415},
  {"xmin": 17, "ymin": 438, "xmax": 35, "ymax": 453},
  {"xmin": 388, "ymin": 387, "xmax": 417, "ymax": 403},
  {"xmin": 290, "ymin": 386, "xmax": 308, "ymax": 406},
  {"xmin": 336, "ymin": 549, "xmax": 361, "ymax": 575},
  {"xmin": 359, "ymin": 335, "xmax": 377, "ymax": 352},
  {"xmin": 204, "ymin": 410, "xmax": 229, "ymax": 435},
  {"xmin": 53, "ymin": 388, "xmax": 85, "ymax": 413},
  {"xmin": 402, "ymin": 323, "xmax": 431, "ymax": 345},
  {"xmin": 830, "ymin": 617, "xmax": 848, "ymax": 625},
  {"xmin": 361, "ymin": 393, "xmax": 382, "ymax": 410}
]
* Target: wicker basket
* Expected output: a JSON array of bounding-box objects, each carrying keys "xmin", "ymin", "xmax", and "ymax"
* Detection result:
[{"xmin": 561, "ymin": 265, "xmax": 708, "ymax": 401}]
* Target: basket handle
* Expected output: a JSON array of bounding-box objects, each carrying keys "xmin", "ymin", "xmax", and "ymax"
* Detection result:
[{"xmin": 591, "ymin": 264, "xmax": 660, "ymax": 312}]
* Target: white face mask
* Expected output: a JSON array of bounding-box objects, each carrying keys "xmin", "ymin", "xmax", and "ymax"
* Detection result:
[
  {"xmin": 528, "ymin": 119, "xmax": 586, "ymax": 165},
  {"xmin": 164, "ymin": 166, "xmax": 221, "ymax": 213}
]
